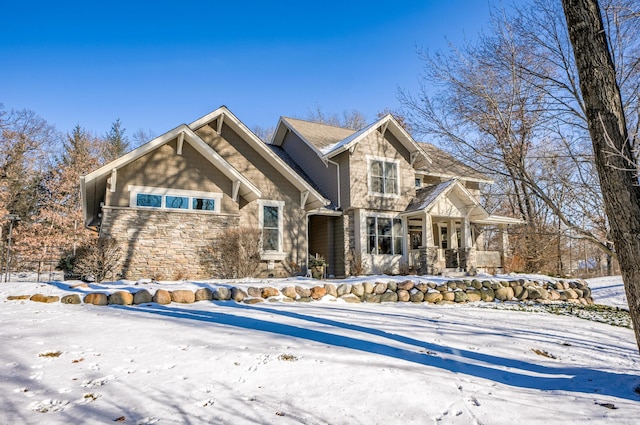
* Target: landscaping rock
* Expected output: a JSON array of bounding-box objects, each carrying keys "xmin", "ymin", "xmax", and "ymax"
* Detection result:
[
  {"xmin": 133, "ymin": 289, "xmax": 153, "ymax": 304},
  {"xmin": 324, "ymin": 283, "xmax": 338, "ymax": 297},
  {"xmin": 7, "ymin": 295, "xmax": 31, "ymax": 300},
  {"xmin": 244, "ymin": 298, "xmax": 264, "ymax": 304},
  {"xmin": 195, "ymin": 288, "xmax": 213, "ymax": 301},
  {"xmin": 424, "ymin": 291, "xmax": 443, "ymax": 303},
  {"xmin": 364, "ymin": 294, "xmax": 381, "ymax": 303},
  {"xmin": 397, "ymin": 280, "xmax": 415, "ymax": 291},
  {"xmin": 374, "ymin": 282, "xmax": 388, "ymax": 295},
  {"xmin": 247, "ymin": 287, "xmax": 263, "ymax": 298},
  {"xmin": 297, "ymin": 297, "xmax": 313, "ymax": 303},
  {"xmin": 261, "ymin": 287, "xmax": 280, "ymax": 298},
  {"xmin": 387, "ymin": 281, "xmax": 397, "ymax": 292},
  {"xmin": 30, "ymin": 294, "xmax": 60, "ymax": 303},
  {"xmin": 471, "ymin": 280, "xmax": 483, "ymax": 290},
  {"xmin": 410, "ymin": 291, "xmax": 425, "ymax": 303},
  {"xmin": 495, "ymin": 287, "xmax": 514, "ymax": 301},
  {"xmin": 381, "ymin": 292, "xmax": 398, "ymax": 303},
  {"xmin": 564, "ymin": 289, "xmax": 579, "ymax": 299},
  {"xmin": 454, "ymin": 291, "xmax": 469, "ymax": 303},
  {"xmin": 295, "ymin": 286, "xmax": 312, "ymax": 298},
  {"xmin": 171, "ymin": 290, "xmax": 195, "ymax": 304},
  {"xmin": 152, "ymin": 289, "xmax": 172, "ymax": 305},
  {"xmin": 466, "ymin": 289, "xmax": 482, "ymax": 302},
  {"xmin": 363, "ymin": 282, "xmax": 374, "ymax": 294},
  {"xmin": 60, "ymin": 294, "xmax": 81, "ymax": 304},
  {"xmin": 336, "ymin": 284, "xmax": 351, "ymax": 296},
  {"xmin": 213, "ymin": 287, "xmax": 231, "ymax": 301},
  {"xmin": 397, "ymin": 289, "xmax": 410, "ymax": 302},
  {"xmin": 109, "ymin": 291, "xmax": 133, "ymax": 305},
  {"xmin": 480, "ymin": 287, "xmax": 495, "ymax": 302},
  {"xmin": 513, "ymin": 286, "xmax": 528, "ymax": 301},
  {"xmin": 311, "ymin": 286, "xmax": 327, "ymax": 299},
  {"xmin": 442, "ymin": 292, "xmax": 455, "ymax": 302},
  {"xmin": 84, "ymin": 293, "xmax": 108, "ymax": 306},
  {"xmin": 231, "ymin": 288, "xmax": 247, "ymax": 302},
  {"xmin": 340, "ymin": 294, "xmax": 361, "ymax": 303},
  {"xmin": 415, "ymin": 283, "xmax": 429, "ymax": 293},
  {"xmin": 351, "ymin": 283, "xmax": 365, "ymax": 297},
  {"xmin": 281, "ymin": 286, "xmax": 298, "ymax": 299}
]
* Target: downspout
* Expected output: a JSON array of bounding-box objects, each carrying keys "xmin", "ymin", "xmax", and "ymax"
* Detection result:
[{"xmin": 326, "ymin": 158, "xmax": 341, "ymax": 209}]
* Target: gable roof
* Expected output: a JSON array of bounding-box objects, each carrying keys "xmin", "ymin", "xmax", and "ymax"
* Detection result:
[
  {"xmin": 403, "ymin": 179, "xmax": 488, "ymax": 220},
  {"xmin": 414, "ymin": 143, "xmax": 493, "ymax": 183},
  {"xmin": 272, "ymin": 114, "xmax": 430, "ymax": 164},
  {"xmin": 81, "ymin": 124, "xmax": 262, "ymax": 228},
  {"xmin": 188, "ymin": 107, "xmax": 329, "ymax": 211}
]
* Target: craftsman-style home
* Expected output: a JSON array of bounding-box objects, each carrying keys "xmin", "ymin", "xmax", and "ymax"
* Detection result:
[{"xmin": 81, "ymin": 106, "xmax": 521, "ymax": 279}]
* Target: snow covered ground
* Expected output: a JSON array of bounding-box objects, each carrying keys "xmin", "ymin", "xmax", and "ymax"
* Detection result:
[{"xmin": 1, "ymin": 274, "xmax": 638, "ymax": 424}]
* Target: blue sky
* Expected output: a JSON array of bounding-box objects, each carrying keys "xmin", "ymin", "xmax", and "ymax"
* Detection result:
[{"xmin": 1, "ymin": 1, "xmax": 494, "ymax": 138}]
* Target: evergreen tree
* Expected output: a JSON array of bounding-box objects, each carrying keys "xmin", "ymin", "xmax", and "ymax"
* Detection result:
[{"xmin": 103, "ymin": 118, "xmax": 129, "ymax": 162}]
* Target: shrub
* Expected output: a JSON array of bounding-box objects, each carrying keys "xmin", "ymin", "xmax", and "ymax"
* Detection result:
[
  {"xmin": 71, "ymin": 238, "xmax": 122, "ymax": 283},
  {"xmin": 203, "ymin": 228, "xmax": 262, "ymax": 278},
  {"xmin": 348, "ymin": 249, "xmax": 366, "ymax": 276}
]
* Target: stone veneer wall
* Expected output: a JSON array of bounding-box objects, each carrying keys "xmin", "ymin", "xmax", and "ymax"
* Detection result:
[{"xmin": 100, "ymin": 207, "xmax": 240, "ymax": 280}]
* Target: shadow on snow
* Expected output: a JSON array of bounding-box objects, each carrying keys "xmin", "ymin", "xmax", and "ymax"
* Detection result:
[{"xmin": 113, "ymin": 301, "xmax": 640, "ymax": 402}]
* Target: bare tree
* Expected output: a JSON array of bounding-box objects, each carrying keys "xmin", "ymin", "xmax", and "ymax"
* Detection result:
[
  {"xmin": 562, "ymin": 0, "xmax": 640, "ymax": 351},
  {"xmin": 303, "ymin": 106, "xmax": 368, "ymax": 130}
]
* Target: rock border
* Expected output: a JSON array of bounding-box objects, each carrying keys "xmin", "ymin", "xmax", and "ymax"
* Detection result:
[{"xmin": 6, "ymin": 277, "xmax": 594, "ymax": 306}]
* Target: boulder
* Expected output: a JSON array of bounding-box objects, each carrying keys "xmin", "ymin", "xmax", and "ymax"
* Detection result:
[
  {"xmin": 564, "ymin": 289, "xmax": 579, "ymax": 299},
  {"xmin": 244, "ymin": 298, "xmax": 264, "ymax": 304},
  {"xmin": 133, "ymin": 289, "xmax": 153, "ymax": 304},
  {"xmin": 436, "ymin": 284, "xmax": 449, "ymax": 293},
  {"xmin": 340, "ymin": 294, "xmax": 361, "ymax": 303},
  {"xmin": 364, "ymin": 294, "xmax": 381, "ymax": 303},
  {"xmin": 310, "ymin": 286, "xmax": 327, "ymax": 299},
  {"xmin": 415, "ymin": 283, "xmax": 429, "ymax": 293},
  {"xmin": 513, "ymin": 286, "xmax": 528, "ymax": 300},
  {"xmin": 195, "ymin": 288, "xmax": 214, "ymax": 301},
  {"xmin": 410, "ymin": 291, "xmax": 425, "ymax": 303},
  {"xmin": 363, "ymin": 282, "xmax": 375, "ymax": 294},
  {"xmin": 528, "ymin": 287, "xmax": 548, "ymax": 300},
  {"xmin": 281, "ymin": 286, "xmax": 298, "ymax": 299},
  {"xmin": 397, "ymin": 289, "xmax": 410, "ymax": 302},
  {"xmin": 471, "ymin": 280, "xmax": 483, "ymax": 290},
  {"xmin": 152, "ymin": 289, "xmax": 172, "ymax": 305},
  {"xmin": 261, "ymin": 287, "xmax": 280, "ymax": 298},
  {"xmin": 494, "ymin": 287, "xmax": 514, "ymax": 302},
  {"xmin": 84, "ymin": 293, "xmax": 108, "ymax": 306},
  {"xmin": 171, "ymin": 290, "xmax": 195, "ymax": 304},
  {"xmin": 548, "ymin": 290, "xmax": 561, "ymax": 301},
  {"xmin": 231, "ymin": 288, "xmax": 247, "ymax": 302},
  {"xmin": 295, "ymin": 286, "xmax": 312, "ymax": 298},
  {"xmin": 213, "ymin": 287, "xmax": 231, "ymax": 301},
  {"xmin": 442, "ymin": 291, "xmax": 456, "ymax": 302},
  {"xmin": 424, "ymin": 291, "xmax": 443, "ymax": 303},
  {"xmin": 61, "ymin": 294, "xmax": 81, "ymax": 304},
  {"xmin": 386, "ymin": 281, "xmax": 398, "ymax": 292},
  {"xmin": 324, "ymin": 283, "xmax": 338, "ymax": 297},
  {"xmin": 247, "ymin": 287, "xmax": 263, "ymax": 298},
  {"xmin": 351, "ymin": 283, "xmax": 365, "ymax": 297},
  {"xmin": 454, "ymin": 291, "xmax": 469, "ymax": 303},
  {"xmin": 109, "ymin": 291, "xmax": 133, "ymax": 305},
  {"xmin": 7, "ymin": 295, "xmax": 31, "ymax": 300},
  {"xmin": 296, "ymin": 297, "xmax": 313, "ymax": 303},
  {"xmin": 30, "ymin": 294, "xmax": 60, "ymax": 303},
  {"xmin": 374, "ymin": 282, "xmax": 388, "ymax": 295},
  {"xmin": 480, "ymin": 287, "xmax": 495, "ymax": 302},
  {"xmin": 336, "ymin": 284, "xmax": 351, "ymax": 296},
  {"xmin": 397, "ymin": 280, "xmax": 415, "ymax": 291},
  {"xmin": 381, "ymin": 292, "xmax": 398, "ymax": 303},
  {"xmin": 466, "ymin": 289, "xmax": 482, "ymax": 302}
]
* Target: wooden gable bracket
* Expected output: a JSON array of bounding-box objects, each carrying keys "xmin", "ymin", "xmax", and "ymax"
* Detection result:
[
  {"xmin": 109, "ymin": 168, "xmax": 117, "ymax": 193},
  {"xmin": 217, "ymin": 113, "xmax": 225, "ymax": 135},
  {"xmin": 176, "ymin": 131, "xmax": 185, "ymax": 155},
  {"xmin": 410, "ymin": 151, "xmax": 419, "ymax": 167},
  {"xmin": 232, "ymin": 180, "xmax": 241, "ymax": 202},
  {"xmin": 301, "ymin": 190, "xmax": 309, "ymax": 209},
  {"xmin": 379, "ymin": 121, "xmax": 389, "ymax": 137},
  {"xmin": 349, "ymin": 144, "xmax": 357, "ymax": 155}
]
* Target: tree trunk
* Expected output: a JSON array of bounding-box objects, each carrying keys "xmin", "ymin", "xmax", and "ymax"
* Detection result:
[{"xmin": 562, "ymin": 0, "xmax": 640, "ymax": 352}]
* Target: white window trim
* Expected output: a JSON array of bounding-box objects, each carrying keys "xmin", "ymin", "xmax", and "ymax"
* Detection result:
[
  {"xmin": 364, "ymin": 211, "xmax": 404, "ymax": 256},
  {"xmin": 128, "ymin": 185, "xmax": 222, "ymax": 213},
  {"xmin": 367, "ymin": 155, "xmax": 401, "ymax": 198},
  {"xmin": 258, "ymin": 199, "xmax": 286, "ymax": 260}
]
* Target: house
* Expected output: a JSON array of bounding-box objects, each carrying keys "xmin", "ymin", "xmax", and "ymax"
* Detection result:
[{"xmin": 81, "ymin": 106, "xmax": 522, "ymax": 280}]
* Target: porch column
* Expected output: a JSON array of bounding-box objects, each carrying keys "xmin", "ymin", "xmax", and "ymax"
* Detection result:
[
  {"xmin": 448, "ymin": 219, "xmax": 458, "ymax": 249},
  {"xmin": 498, "ymin": 224, "xmax": 509, "ymax": 257},
  {"xmin": 423, "ymin": 213, "xmax": 433, "ymax": 247},
  {"xmin": 461, "ymin": 216, "xmax": 472, "ymax": 248}
]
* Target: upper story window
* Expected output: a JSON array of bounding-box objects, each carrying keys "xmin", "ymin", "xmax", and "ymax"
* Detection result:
[
  {"xmin": 129, "ymin": 185, "xmax": 222, "ymax": 213},
  {"xmin": 369, "ymin": 158, "xmax": 399, "ymax": 196}
]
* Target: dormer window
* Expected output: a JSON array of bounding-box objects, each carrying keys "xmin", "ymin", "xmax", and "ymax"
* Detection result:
[{"xmin": 369, "ymin": 158, "xmax": 399, "ymax": 196}]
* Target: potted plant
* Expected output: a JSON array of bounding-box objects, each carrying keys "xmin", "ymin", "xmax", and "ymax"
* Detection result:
[{"xmin": 308, "ymin": 254, "xmax": 326, "ymax": 279}]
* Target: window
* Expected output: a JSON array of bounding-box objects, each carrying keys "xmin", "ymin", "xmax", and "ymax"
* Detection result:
[
  {"xmin": 258, "ymin": 200, "xmax": 284, "ymax": 253},
  {"xmin": 367, "ymin": 216, "xmax": 403, "ymax": 255},
  {"xmin": 369, "ymin": 159, "xmax": 398, "ymax": 195},
  {"xmin": 129, "ymin": 186, "xmax": 221, "ymax": 213},
  {"xmin": 415, "ymin": 178, "xmax": 422, "ymax": 188}
]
